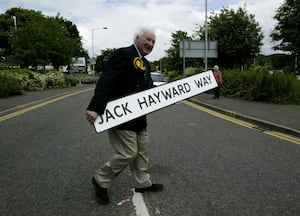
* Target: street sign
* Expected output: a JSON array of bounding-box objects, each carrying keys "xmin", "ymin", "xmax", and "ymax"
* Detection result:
[
  {"xmin": 180, "ymin": 40, "xmax": 218, "ymax": 58},
  {"xmin": 93, "ymin": 70, "xmax": 218, "ymax": 133}
]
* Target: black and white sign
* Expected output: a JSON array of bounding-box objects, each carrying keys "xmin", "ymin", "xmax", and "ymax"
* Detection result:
[{"xmin": 94, "ymin": 70, "xmax": 217, "ymax": 133}]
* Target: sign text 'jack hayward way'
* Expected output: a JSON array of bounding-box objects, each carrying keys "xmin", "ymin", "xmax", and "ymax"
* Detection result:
[{"xmin": 94, "ymin": 70, "xmax": 217, "ymax": 133}]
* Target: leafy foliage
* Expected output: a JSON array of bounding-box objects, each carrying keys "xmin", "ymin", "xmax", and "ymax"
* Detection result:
[
  {"xmin": 0, "ymin": 8, "xmax": 86, "ymax": 69},
  {"xmin": 0, "ymin": 72, "xmax": 23, "ymax": 97},
  {"xmin": 271, "ymin": 0, "xmax": 300, "ymax": 54},
  {"xmin": 166, "ymin": 65, "xmax": 300, "ymax": 105},
  {"xmin": 209, "ymin": 7, "xmax": 263, "ymax": 68},
  {"xmin": 0, "ymin": 69, "xmax": 74, "ymax": 97},
  {"xmin": 95, "ymin": 48, "xmax": 117, "ymax": 72},
  {"xmin": 271, "ymin": 0, "xmax": 300, "ymax": 72},
  {"xmin": 7, "ymin": 69, "xmax": 67, "ymax": 90},
  {"xmin": 165, "ymin": 31, "xmax": 191, "ymax": 72},
  {"xmin": 221, "ymin": 67, "xmax": 300, "ymax": 104},
  {"xmin": 65, "ymin": 73, "xmax": 98, "ymax": 84},
  {"xmin": 164, "ymin": 7, "xmax": 264, "ymax": 72}
]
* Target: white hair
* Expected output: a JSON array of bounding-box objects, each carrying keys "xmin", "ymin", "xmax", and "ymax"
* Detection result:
[
  {"xmin": 213, "ymin": 65, "xmax": 219, "ymax": 71},
  {"xmin": 133, "ymin": 26, "xmax": 155, "ymax": 43}
]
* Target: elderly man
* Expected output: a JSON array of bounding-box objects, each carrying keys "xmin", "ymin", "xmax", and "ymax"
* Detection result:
[{"xmin": 86, "ymin": 27, "xmax": 163, "ymax": 205}]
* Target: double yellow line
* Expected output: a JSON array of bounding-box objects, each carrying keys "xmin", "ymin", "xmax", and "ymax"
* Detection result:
[
  {"xmin": 0, "ymin": 87, "xmax": 94, "ymax": 122},
  {"xmin": 183, "ymin": 100, "xmax": 300, "ymax": 145},
  {"xmin": 2, "ymin": 89, "xmax": 299, "ymax": 145}
]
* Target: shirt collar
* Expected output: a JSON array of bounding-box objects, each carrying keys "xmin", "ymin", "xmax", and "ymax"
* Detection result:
[{"xmin": 133, "ymin": 44, "xmax": 143, "ymax": 58}]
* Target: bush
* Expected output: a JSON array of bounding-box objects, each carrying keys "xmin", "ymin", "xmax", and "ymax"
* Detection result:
[
  {"xmin": 46, "ymin": 71, "xmax": 67, "ymax": 88},
  {"xmin": 65, "ymin": 76, "xmax": 78, "ymax": 87},
  {"xmin": 184, "ymin": 67, "xmax": 199, "ymax": 77},
  {"xmin": 0, "ymin": 69, "xmax": 76, "ymax": 98},
  {"xmin": 0, "ymin": 72, "xmax": 23, "ymax": 97},
  {"xmin": 79, "ymin": 76, "xmax": 98, "ymax": 84},
  {"xmin": 222, "ymin": 66, "xmax": 300, "ymax": 104},
  {"xmin": 168, "ymin": 70, "xmax": 182, "ymax": 80},
  {"xmin": 65, "ymin": 73, "xmax": 98, "ymax": 84},
  {"xmin": 168, "ymin": 67, "xmax": 202, "ymax": 81},
  {"xmin": 6, "ymin": 69, "xmax": 47, "ymax": 91}
]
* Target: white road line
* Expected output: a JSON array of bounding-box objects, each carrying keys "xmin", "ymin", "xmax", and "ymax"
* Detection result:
[{"xmin": 132, "ymin": 189, "xmax": 150, "ymax": 216}]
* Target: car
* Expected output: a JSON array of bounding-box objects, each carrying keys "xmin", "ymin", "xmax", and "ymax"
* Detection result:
[{"xmin": 151, "ymin": 72, "xmax": 168, "ymax": 86}]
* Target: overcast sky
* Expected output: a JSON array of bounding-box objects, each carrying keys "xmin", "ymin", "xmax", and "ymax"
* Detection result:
[{"xmin": 1, "ymin": 0, "xmax": 284, "ymax": 61}]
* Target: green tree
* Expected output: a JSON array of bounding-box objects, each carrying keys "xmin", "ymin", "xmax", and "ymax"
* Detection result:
[
  {"xmin": 10, "ymin": 15, "xmax": 76, "ymax": 69},
  {"xmin": 56, "ymin": 14, "xmax": 88, "ymax": 58},
  {"xmin": 95, "ymin": 48, "xmax": 116, "ymax": 72},
  {"xmin": 0, "ymin": 8, "xmax": 44, "ymax": 64},
  {"xmin": 165, "ymin": 30, "xmax": 190, "ymax": 72},
  {"xmin": 271, "ymin": 0, "xmax": 300, "ymax": 72},
  {"xmin": 0, "ymin": 7, "xmax": 85, "ymax": 69},
  {"xmin": 0, "ymin": 13, "xmax": 13, "ymax": 59},
  {"xmin": 195, "ymin": 7, "xmax": 263, "ymax": 69}
]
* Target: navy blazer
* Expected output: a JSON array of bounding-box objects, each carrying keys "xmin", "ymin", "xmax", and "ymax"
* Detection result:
[{"xmin": 87, "ymin": 45, "xmax": 153, "ymax": 132}]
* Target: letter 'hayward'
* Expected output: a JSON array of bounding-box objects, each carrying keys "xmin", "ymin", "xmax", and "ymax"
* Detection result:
[{"xmin": 94, "ymin": 70, "xmax": 218, "ymax": 133}]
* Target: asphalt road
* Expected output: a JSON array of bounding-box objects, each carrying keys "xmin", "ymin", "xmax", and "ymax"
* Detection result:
[{"xmin": 0, "ymin": 87, "xmax": 300, "ymax": 216}]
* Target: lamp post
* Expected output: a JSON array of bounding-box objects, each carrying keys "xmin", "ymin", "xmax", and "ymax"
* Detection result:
[
  {"xmin": 91, "ymin": 27, "xmax": 107, "ymax": 74},
  {"xmin": 12, "ymin": 16, "xmax": 17, "ymax": 29},
  {"xmin": 205, "ymin": 0, "xmax": 208, "ymax": 70},
  {"xmin": 92, "ymin": 27, "xmax": 108, "ymax": 57}
]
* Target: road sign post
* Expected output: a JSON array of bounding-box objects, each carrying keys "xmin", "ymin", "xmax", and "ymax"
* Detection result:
[{"xmin": 180, "ymin": 40, "xmax": 218, "ymax": 72}]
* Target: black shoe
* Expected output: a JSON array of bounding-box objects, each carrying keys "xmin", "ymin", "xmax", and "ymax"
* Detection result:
[
  {"xmin": 92, "ymin": 177, "xmax": 109, "ymax": 205},
  {"xmin": 135, "ymin": 184, "xmax": 164, "ymax": 193}
]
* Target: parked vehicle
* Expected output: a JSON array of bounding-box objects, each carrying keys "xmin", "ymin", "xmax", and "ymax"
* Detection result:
[
  {"xmin": 60, "ymin": 57, "xmax": 87, "ymax": 73},
  {"xmin": 151, "ymin": 72, "xmax": 168, "ymax": 86}
]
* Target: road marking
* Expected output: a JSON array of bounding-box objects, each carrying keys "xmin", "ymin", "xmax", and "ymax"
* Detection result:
[
  {"xmin": 132, "ymin": 189, "xmax": 150, "ymax": 216},
  {"xmin": 263, "ymin": 131, "xmax": 300, "ymax": 145},
  {"xmin": 183, "ymin": 100, "xmax": 300, "ymax": 145},
  {"xmin": 0, "ymin": 87, "xmax": 94, "ymax": 122},
  {"xmin": 182, "ymin": 100, "xmax": 256, "ymax": 129}
]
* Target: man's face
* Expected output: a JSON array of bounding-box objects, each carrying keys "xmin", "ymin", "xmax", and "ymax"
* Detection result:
[{"xmin": 136, "ymin": 30, "xmax": 156, "ymax": 56}]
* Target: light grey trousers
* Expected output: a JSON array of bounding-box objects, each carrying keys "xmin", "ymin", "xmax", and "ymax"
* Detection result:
[{"xmin": 94, "ymin": 129, "xmax": 152, "ymax": 189}]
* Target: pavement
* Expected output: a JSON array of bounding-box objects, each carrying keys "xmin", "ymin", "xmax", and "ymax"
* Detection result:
[
  {"xmin": 1, "ymin": 84, "xmax": 299, "ymax": 138},
  {"xmin": 190, "ymin": 93, "xmax": 300, "ymax": 138}
]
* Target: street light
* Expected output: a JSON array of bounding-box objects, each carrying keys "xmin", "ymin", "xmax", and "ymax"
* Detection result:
[
  {"xmin": 205, "ymin": 0, "xmax": 208, "ymax": 70},
  {"xmin": 92, "ymin": 27, "xmax": 108, "ymax": 57},
  {"xmin": 91, "ymin": 27, "xmax": 108, "ymax": 74},
  {"xmin": 12, "ymin": 16, "xmax": 17, "ymax": 29}
]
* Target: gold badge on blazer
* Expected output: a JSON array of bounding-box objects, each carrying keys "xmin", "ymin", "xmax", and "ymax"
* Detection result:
[{"xmin": 133, "ymin": 57, "xmax": 146, "ymax": 71}]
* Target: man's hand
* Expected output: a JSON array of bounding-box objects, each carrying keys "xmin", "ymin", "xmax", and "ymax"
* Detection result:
[{"xmin": 86, "ymin": 110, "xmax": 99, "ymax": 125}]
